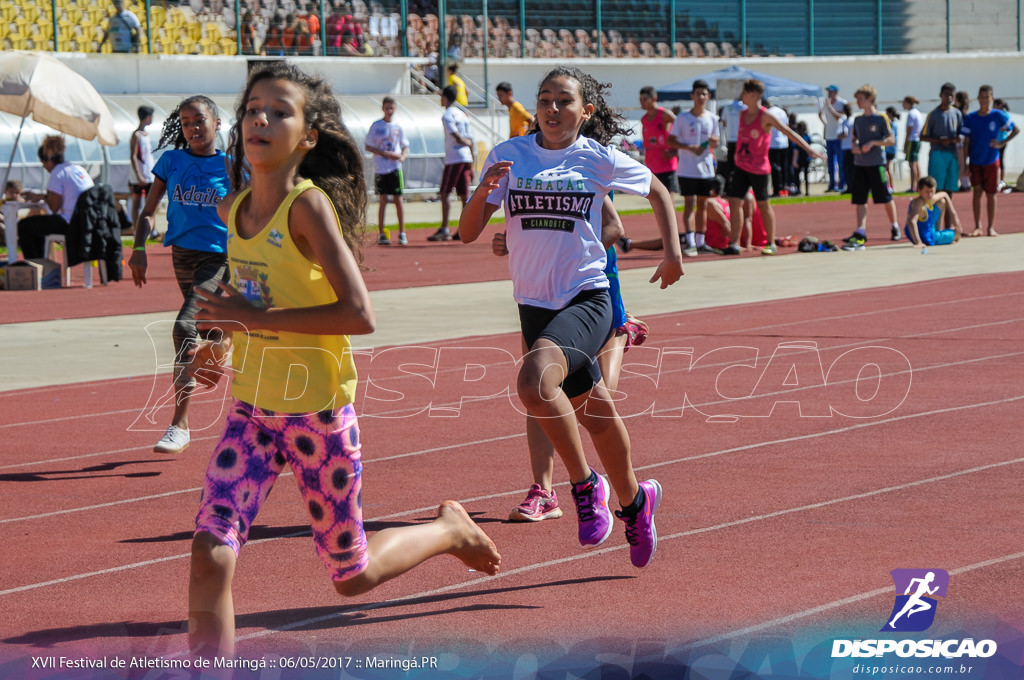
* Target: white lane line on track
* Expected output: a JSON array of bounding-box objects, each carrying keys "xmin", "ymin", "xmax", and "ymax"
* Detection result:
[
  {"xmin": 682, "ymin": 550, "xmax": 1024, "ymax": 650},
  {"xmin": 2, "ymin": 397, "xmax": 1022, "ymax": 598},
  {"xmin": 233, "ymin": 464, "xmax": 1024, "ymax": 644},
  {"xmin": 2, "ymin": 378, "xmax": 1021, "ymax": 525},
  {"xmin": 3, "ymin": 288, "xmax": 1021, "ymax": 429},
  {"xmin": 2, "ymin": 320, "xmax": 1019, "ymax": 436},
  {"xmin": 3, "ymin": 325, "xmax": 1021, "ymax": 471}
]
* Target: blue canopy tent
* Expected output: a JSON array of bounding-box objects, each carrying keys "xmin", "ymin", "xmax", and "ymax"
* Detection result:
[{"xmin": 657, "ymin": 65, "xmax": 822, "ymax": 101}]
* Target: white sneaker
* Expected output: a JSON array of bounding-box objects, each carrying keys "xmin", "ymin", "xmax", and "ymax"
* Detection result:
[
  {"xmin": 397, "ymin": 232, "xmax": 408, "ymax": 245},
  {"xmin": 154, "ymin": 425, "xmax": 190, "ymax": 453},
  {"xmin": 683, "ymin": 245, "xmax": 698, "ymax": 257}
]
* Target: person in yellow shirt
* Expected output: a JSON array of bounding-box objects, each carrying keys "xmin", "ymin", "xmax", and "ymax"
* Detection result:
[
  {"xmin": 495, "ymin": 82, "xmax": 534, "ymax": 138},
  {"xmin": 446, "ymin": 63, "xmax": 469, "ymax": 106},
  {"xmin": 186, "ymin": 62, "xmax": 500, "ymax": 659}
]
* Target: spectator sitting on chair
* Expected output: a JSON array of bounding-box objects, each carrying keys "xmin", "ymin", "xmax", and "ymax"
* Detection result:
[{"xmin": 17, "ymin": 135, "xmax": 94, "ymax": 260}]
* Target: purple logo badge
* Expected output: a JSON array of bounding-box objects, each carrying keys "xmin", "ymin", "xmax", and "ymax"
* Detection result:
[{"xmin": 881, "ymin": 569, "xmax": 949, "ymax": 632}]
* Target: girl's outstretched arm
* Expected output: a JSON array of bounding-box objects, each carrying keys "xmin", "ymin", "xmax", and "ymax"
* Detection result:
[
  {"xmin": 458, "ymin": 160, "xmax": 512, "ymax": 243},
  {"xmin": 647, "ymin": 179, "xmax": 684, "ymax": 288},
  {"xmin": 196, "ymin": 189, "xmax": 375, "ymax": 337},
  {"xmin": 127, "ymin": 177, "xmax": 169, "ymax": 288}
]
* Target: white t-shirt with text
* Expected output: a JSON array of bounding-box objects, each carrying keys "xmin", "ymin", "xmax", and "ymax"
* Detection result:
[
  {"xmin": 482, "ymin": 134, "xmax": 651, "ymax": 309},
  {"xmin": 366, "ymin": 118, "xmax": 410, "ymax": 174},
  {"xmin": 670, "ymin": 111, "xmax": 719, "ymax": 178},
  {"xmin": 47, "ymin": 162, "xmax": 95, "ymax": 222},
  {"xmin": 442, "ymin": 106, "xmax": 474, "ymax": 165},
  {"xmin": 768, "ymin": 105, "xmax": 789, "ymax": 149}
]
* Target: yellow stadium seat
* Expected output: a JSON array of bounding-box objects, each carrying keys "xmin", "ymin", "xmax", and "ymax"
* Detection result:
[
  {"xmin": 204, "ymin": 22, "xmax": 222, "ymax": 41},
  {"xmin": 186, "ymin": 21, "xmax": 201, "ymax": 41},
  {"xmin": 220, "ymin": 37, "xmax": 237, "ymax": 55}
]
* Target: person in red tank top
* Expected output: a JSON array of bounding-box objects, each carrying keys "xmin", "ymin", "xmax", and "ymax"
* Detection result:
[{"xmin": 725, "ymin": 79, "xmax": 823, "ymax": 256}]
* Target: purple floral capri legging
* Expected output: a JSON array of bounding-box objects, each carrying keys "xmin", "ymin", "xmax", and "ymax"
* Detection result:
[{"xmin": 195, "ymin": 400, "xmax": 369, "ymax": 582}]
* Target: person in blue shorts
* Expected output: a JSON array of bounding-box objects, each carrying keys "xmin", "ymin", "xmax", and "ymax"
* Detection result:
[
  {"xmin": 921, "ymin": 83, "xmax": 962, "ymax": 195},
  {"xmin": 904, "ymin": 176, "xmax": 962, "ymax": 247}
]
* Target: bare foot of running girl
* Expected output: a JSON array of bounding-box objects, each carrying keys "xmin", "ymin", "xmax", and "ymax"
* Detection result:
[{"xmin": 438, "ymin": 500, "xmax": 502, "ymax": 575}]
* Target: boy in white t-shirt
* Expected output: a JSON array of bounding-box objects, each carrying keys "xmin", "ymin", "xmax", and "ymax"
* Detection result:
[
  {"xmin": 667, "ymin": 79, "xmax": 720, "ymax": 256},
  {"xmin": 365, "ymin": 97, "xmax": 411, "ymax": 245},
  {"xmin": 429, "ymin": 85, "xmax": 474, "ymax": 241}
]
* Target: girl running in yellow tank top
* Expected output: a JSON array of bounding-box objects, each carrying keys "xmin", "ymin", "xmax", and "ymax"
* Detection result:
[{"xmin": 186, "ymin": 62, "xmax": 500, "ymax": 660}]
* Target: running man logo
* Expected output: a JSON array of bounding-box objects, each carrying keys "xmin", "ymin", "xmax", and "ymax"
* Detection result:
[{"xmin": 881, "ymin": 569, "xmax": 949, "ymax": 632}]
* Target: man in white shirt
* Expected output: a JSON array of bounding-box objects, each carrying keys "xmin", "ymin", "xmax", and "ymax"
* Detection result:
[
  {"xmin": 129, "ymin": 105, "xmax": 155, "ymax": 226},
  {"xmin": 365, "ymin": 97, "xmax": 411, "ymax": 245},
  {"xmin": 820, "ymin": 85, "xmax": 847, "ymax": 191},
  {"xmin": 429, "ymin": 85, "xmax": 474, "ymax": 241},
  {"xmin": 667, "ymin": 79, "xmax": 720, "ymax": 256},
  {"xmin": 766, "ymin": 98, "xmax": 790, "ymax": 196},
  {"xmin": 902, "ymin": 95, "xmax": 925, "ymax": 192}
]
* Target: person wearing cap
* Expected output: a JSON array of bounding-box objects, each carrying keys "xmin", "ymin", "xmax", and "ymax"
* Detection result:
[
  {"xmin": 819, "ymin": 85, "xmax": 847, "ymax": 192},
  {"xmin": 902, "ymin": 96, "xmax": 924, "ymax": 192}
]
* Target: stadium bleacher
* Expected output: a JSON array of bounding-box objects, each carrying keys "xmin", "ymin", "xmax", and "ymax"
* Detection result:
[{"xmin": 9, "ymin": 0, "xmax": 1023, "ymax": 59}]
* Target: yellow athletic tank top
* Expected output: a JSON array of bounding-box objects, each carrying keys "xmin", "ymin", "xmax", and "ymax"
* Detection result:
[{"xmin": 227, "ymin": 179, "xmax": 358, "ymax": 414}]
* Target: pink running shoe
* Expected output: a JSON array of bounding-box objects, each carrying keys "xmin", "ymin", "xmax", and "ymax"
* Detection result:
[
  {"xmin": 508, "ymin": 484, "xmax": 564, "ymax": 522},
  {"xmin": 617, "ymin": 314, "xmax": 649, "ymax": 352},
  {"xmin": 615, "ymin": 480, "xmax": 662, "ymax": 568},
  {"xmin": 570, "ymin": 470, "xmax": 614, "ymax": 548}
]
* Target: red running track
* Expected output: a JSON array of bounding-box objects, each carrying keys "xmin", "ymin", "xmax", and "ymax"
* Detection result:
[
  {"xmin": 4, "ymin": 193, "xmax": 1023, "ymax": 325},
  {"xmin": 1, "ymin": 272, "xmax": 1023, "ymax": 677}
]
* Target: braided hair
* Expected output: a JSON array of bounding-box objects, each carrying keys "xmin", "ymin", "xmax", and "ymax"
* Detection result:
[
  {"xmin": 536, "ymin": 66, "xmax": 632, "ymax": 146},
  {"xmin": 157, "ymin": 95, "xmax": 219, "ymax": 150},
  {"xmin": 227, "ymin": 62, "xmax": 366, "ymax": 262}
]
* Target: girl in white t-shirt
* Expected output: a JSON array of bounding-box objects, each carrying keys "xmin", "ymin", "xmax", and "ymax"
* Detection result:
[{"xmin": 459, "ymin": 66, "xmax": 683, "ymax": 569}]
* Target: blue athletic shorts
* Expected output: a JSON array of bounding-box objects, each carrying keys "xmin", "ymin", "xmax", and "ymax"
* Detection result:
[
  {"xmin": 604, "ymin": 246, "xmax": 627, "ymax": 329},
  {"xmin": 928, "ymin": 150, "xmax": 959, "ymax": 193}
]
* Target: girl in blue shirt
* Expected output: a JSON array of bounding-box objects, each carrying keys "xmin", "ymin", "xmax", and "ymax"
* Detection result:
[{"xmin": 129, "ymin": 95, "xmax": 230, "ymax": 455}]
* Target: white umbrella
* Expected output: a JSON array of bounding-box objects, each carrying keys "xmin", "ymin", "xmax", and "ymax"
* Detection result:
[{"xmin": 0, "ymin": 51, "xmax": 119, "ymax": 186}]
